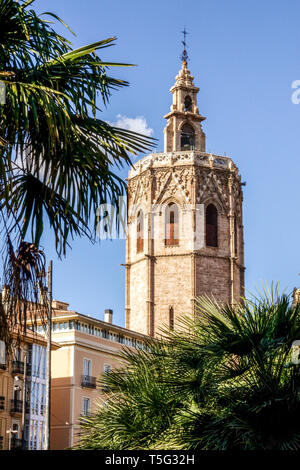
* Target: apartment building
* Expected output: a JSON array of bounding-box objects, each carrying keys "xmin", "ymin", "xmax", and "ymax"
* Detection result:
[
  {"xmin": 0, "ymin": 331, "xmax": 58, "ymax": 450},
  {"xmin": 33, "ymin": 300, "xmax": 148, "ymax": 450}
]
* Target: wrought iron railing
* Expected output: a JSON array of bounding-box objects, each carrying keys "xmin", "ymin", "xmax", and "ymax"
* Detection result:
[
  {"xmin": 11, "ymin": 437, "xmax": 22, "ymax": 450},
  {"xmin": 11, "ymin": 361, "xmax": 24, "ymax": 374},
  {"xmin": 10, "ymin": 399, "xmax": 23, "ymax": 413},
  {"xmin": 81, "ymin": 375, "xmax": 96, "ymax": 388}
]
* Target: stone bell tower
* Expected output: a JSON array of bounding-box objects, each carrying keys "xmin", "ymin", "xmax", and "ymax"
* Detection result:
[{"xmin": 125, "ymin": 57, "xmax": 245, "ymax": 337}]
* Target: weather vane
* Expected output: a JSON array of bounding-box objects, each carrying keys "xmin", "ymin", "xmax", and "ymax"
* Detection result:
[{"xmin": 181, "ymin": 27, "xmax": 189, "ymax": 63}]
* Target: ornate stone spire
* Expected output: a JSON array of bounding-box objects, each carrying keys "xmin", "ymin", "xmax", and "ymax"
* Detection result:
[{"xmin": 163, "ymin": 60, "xmax": 206, "ymax": 153}]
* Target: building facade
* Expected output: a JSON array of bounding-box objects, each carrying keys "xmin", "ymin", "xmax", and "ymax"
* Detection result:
[
  {"xmin": 125, "ymin": 59, "xmax": 245, "ymax": 337},
  {"xmin": 0, "ymin": 332, "xmax": 56, "ymax": 450},
  {"xmin": 33, "ymin": 300, "xmax": 148, "ymax": 450}
]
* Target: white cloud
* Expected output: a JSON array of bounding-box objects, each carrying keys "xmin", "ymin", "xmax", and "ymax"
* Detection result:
[{"xmin": 108, "ymin": 114, "xmax": 154, "ymax": 137}]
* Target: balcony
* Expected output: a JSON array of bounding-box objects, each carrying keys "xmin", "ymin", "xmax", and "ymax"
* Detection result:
[
  {"xmin": 10, "ymin": 399, "xmax": 23, "ymax": 413},
  {"xmin": 11, "ymin": 437, "xmax": 22, "ymax": 450},
  {"xmin": 0, "ymin": 396, "xmax": 5, "ymax": 410},
  {"xmin": 81, "ymin": 375, "xmax": 96, "ymax": 388},
  {"xmin": 11, "ymin": 361, "xmax": 24, "ymax": 374},
  {"xmin": 0, "ymin": 363, "xmax": 6, "ymax": 371}
]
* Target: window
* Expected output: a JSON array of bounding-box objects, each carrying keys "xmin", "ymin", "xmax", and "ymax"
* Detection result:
[
  {"xmin": 35, "ymin": 383, "xmax": 40, "ymax": 415},
  {"xmin": 12, "ymin": 423, "xmax": 19, "ymax": 434},
  {"xmin": 42, "ymin": 347, "xmax": 46, "ymax": 379},
  {"xmin": 181, "ymin": 123, "xmax": 194, "ymax": 150},
  {"xmin": 25, "ymin": 420, "xmax": 30, "ymax": 445},
  {"xmin": 40, "ymin": 422, "xmax": 45, "ymax": 450},
  {"xmin": 31, "ymin": 382, "xmax": 35, "ymax": 415},
  {"xmin": 0, "ymin": 340, "xmax": 5, "ymax": 366},
  {"xmin": 184, "ymin": 95, "xmax": 192, "ymax": 112},
  {"xmin": 169, "ymin": 307, "xmax": 174, "ymax": 330},
  {"xmin": 165, "ymin": 203, "xmax": 179, "ymax": 246},
  {"xmin": 82, "ymin": 397, "xmax": 91, "ymax": 417},
  {"xmin": 33, "ymin": 421, "xmax": 37, "ymax": 450},
  {"xmin": 234, "ymin": 217, "xmax": 238, "ymax": 257},
  {"xmin": 136, "ymin": 210, "xmax": 144, "ymax": 253},
  {"xmin": 103, "ymin": 365, "xmax": 112, "ymax": 392},
  {"xmin": 14, "ymin": 347, "xmax": 21, "ymax": 362},
  {"xmin": 83, "ymin": 359, "xmax": 92, "ymax": 377},
  {"xmin": 206, "ymin": 204, "xmax": 218, "ymax": 247},
  {"xmin": 41, "ymin": 384, "xmax": 46, "ymax": 416}
]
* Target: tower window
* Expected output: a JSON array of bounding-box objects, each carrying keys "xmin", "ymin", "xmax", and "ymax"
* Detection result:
[
  {"xmin": 181, "ymin": 124, "xmax": 195, "ymax": 150},
  {"xmin": 137, "ymin": 210, "xmax": 144, "ymax": 253},
  {"xmin": 206, "ymin": 204, "xmax": 218, "ymax": 247},
  {"xmin": 165, "ymin": 203, "xmax": 179, "ymax": 246},
  {"xmin": 184, "ymin": 95, "xmax": 192, "ymax": 112},
  {"xmin": 169, "ymin": 306, "xmax": 174, "ymax": 330},
  {"xmin": 234, "ymin": 217, "xmax": 238, "ymax": 257}
]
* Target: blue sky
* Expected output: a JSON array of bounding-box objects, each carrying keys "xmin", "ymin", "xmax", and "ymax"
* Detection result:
[{"xmin": 33, "ymin": 0, "xmax": 300, "ymax": 326}]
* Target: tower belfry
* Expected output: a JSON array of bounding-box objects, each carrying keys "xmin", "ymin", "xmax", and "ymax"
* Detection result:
[
  {"xmin": 125, "ymin": 50, "xmax": 245, "ymax": 337},
  {"xmin": 163, "ymin": 47, "xmax": 206, "ymax": 153}
]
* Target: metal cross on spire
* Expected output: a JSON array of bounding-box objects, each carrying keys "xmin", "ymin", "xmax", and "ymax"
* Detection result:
[{"xmin": 181, "ymin": 27, "xmax": 189, "ymax": 63}]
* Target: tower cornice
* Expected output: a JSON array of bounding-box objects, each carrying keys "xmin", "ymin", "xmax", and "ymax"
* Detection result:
[
  {"xmin": 163, "ymin": 110, "xmax": 206, "ymax": 122},
  {"xmin": 128, "ymin": 151, "xmax": 240, "ymax": 181}
]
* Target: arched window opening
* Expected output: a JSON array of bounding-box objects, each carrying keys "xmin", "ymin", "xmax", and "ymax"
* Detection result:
[
  {"xmin": 234, "ymin": 217, "xmax": 238, "ymax": 257},
  {"xmin": 165, "ymin": 203, "xmax": 179, "ymax": 246},
  {"xmin": 169, "ymin": 306, "xmax": 174, "ymax": 330},
  {"xmin": 184, "ymin": 95, "xmax": 192, "ymax": 112},
  {"xmin": 206, "ymin": 204, "xmax": 218, "ymax": 247},
  {"xmin": 181, "ymin": 124, "xmax": 195, "ymax": 150},
  {"xmin": 137, "ymin": 210, "xmax": 144, "ymax": 253}
]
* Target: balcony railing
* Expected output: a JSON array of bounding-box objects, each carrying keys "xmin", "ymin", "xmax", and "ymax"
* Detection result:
[
  {"xmin": 11, "ymin": 437, "xmax": 22, "ymax": 450},
  {"xmin": 81, "ymin": 375, "xmax": 96, "ymax": 388},
  {"xmin": 10, "ymin": 399, "xmax": 23, "ymax": 413},
  {"xmin": 11, "ymin": 361, "xmax": 24, "ymax": 374},
  {"xmin": 0, "ymin": 396, "xmax": 5, "ymax": 411},
  {"xmin": 0, "ymin": 436, "xmax": 3, "ymax": 450}
]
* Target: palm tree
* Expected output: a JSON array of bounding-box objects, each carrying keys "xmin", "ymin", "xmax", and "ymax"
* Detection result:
[
  {"xmin": 0, "ymin": 0, "xmax": 154, "ymax": 346},
  {"xmin": 76, "ymin": 286, "xmax": 300, "ymax": 450}
]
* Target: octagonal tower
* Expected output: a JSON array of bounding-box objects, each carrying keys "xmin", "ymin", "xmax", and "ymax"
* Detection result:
[{"xmin": 125, "ymin": 60, "xmax": 245, "ymax": 337}]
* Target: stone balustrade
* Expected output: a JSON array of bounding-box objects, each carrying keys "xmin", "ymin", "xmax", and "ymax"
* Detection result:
[{"xmin": 128, "ymin": 151, "xmax": 239, "ymax": 179}]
